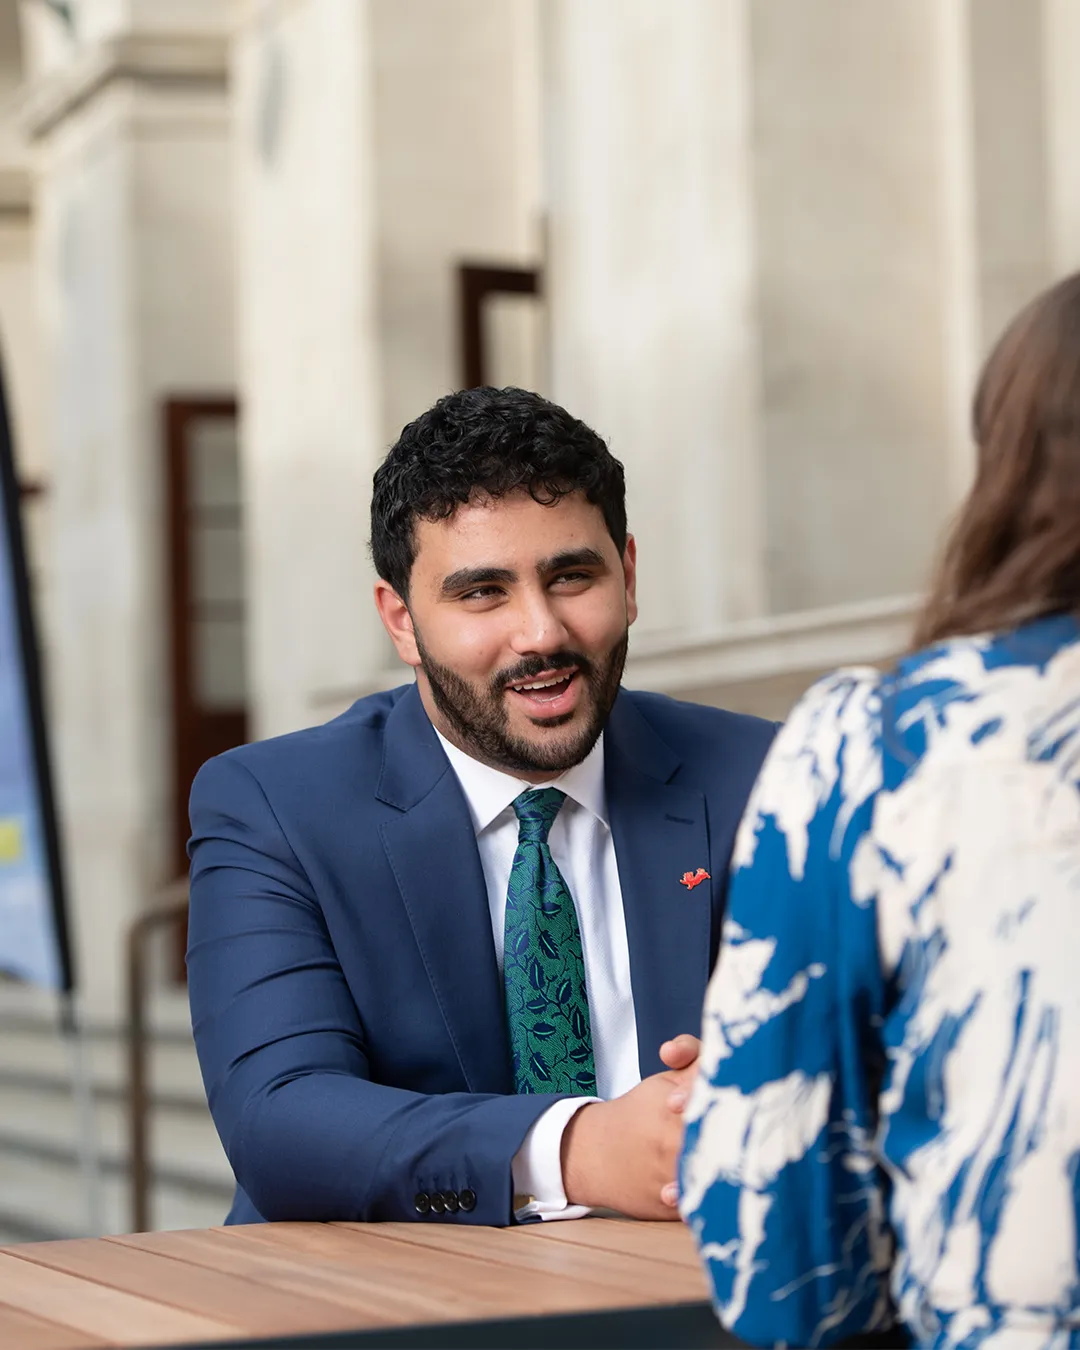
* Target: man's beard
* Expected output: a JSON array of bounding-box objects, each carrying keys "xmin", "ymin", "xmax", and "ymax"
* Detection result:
[{"xmin": 414, "ymin": 630, "xmax": 629, "ymax": 775}]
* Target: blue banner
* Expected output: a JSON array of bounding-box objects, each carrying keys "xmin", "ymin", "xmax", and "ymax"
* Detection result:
[{"xmin": 0, "ymin": 350, "xmax": 71, "ymax": 990}]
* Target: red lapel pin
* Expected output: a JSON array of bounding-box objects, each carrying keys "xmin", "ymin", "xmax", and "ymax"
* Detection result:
[{"xmin": 680, "ymin": 867, "xmax": 710, "ymax": 890}]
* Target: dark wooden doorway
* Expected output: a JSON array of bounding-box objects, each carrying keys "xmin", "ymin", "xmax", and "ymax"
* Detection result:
[
  {"xmin": 165, "ymin": 399, "xmax": 248, "ymax": 889},
  {"xmin": 457, "ymin": 263, "xmax": 542, "ymax": 389}
]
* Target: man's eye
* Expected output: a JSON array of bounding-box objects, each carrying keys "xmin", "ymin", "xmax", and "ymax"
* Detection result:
[
  {"xmin": 461, "ymin": 586, "xmax": 502, "ymax": 601},
  {"xmin": 552, "ymin": 571, "xmax": 591, "ymax": 586}
]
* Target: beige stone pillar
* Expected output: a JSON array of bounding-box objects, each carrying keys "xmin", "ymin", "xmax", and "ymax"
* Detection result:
[
  {"xmin": 1045, "ymin": 0, "xmax": 1080, "ymax": 275},
  {"xmin": 752, "ymin": 1, "xmax": 1058, "ymax": 613},
  {"xmin": 0, "ymin": 8, "xmax": 43, "ymax": 571},
  {"xmin": 20, "ymin": 13, "xmax": 234, "ymax": 1015},
  {"xmin": 543, "ymin": 0, "xmax": 766, "ymax": 644},
  {"xmin": 232, "ymin": 0, "xmax": 386, "ymax": 739},
  {"xmin": 751, "ymin": 0, "xmax": 956, "ymax": 613},
  {"xmin": 936, "ymin": 0, "xmax": 1054, "ymax": 504},
  {"xmin": 370, "ymin": 0, "xmax": 543, "ymax": 444}
]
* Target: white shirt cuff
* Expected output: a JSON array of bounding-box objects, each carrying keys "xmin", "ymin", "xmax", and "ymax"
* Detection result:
[{"xmin": 512, "ymin": 1097, "xmax": 599, "ymax": 1222}]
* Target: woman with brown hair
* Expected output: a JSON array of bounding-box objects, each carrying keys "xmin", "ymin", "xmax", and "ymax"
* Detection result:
[{"xmin": 679, "ymin": 273, "xmax": 1080, "ymax": 1350}]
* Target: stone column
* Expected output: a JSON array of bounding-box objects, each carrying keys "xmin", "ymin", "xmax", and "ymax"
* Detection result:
[
  {"xmin": 543, "ymin": 0, "xmax": 765, "ymax": 643},
  {"xmin": 0, "ymin": 7, "xmax": 43, "ymax": 570},
  {"xmin": 755, "ymin": 0, "xmax": 1058, "ymax": 613},
  {"xmin": 1045, "ymin": 0, "xmax": 1080, "ymax": 275},
  {"xmin": 749, "ymin": 0, "xmax": 959, "ymax": 614},
  {"xmin": 231, "ymin": 0, "xmax": 386, "ymax": 739},
  {"xmin": 19, "ymin": 12, "xmax": 234, "ymax": 1015},
  {"xmin": 935, "ymin": 0, "xmax": 1054, "ymax": 503},
  {"xmin": 370, "ymin": 0, "xmax": 543, "ymax": 444}
]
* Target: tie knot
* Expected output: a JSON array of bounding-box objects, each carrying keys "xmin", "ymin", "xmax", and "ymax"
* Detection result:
[{"xmin": 512, "ymin": 787, "xmax": 566, "ymax": 844}]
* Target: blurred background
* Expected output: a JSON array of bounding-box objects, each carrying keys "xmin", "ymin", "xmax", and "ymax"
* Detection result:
[{"xmin": 0, "ymin": 0, "xmax": 1074, "ymax": 1241}]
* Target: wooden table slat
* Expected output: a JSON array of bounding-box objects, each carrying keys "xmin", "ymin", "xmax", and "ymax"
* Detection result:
[
  {"xmin": 209, "ymin": 1222, "xmax": 645, "ymax": 1319},
  {"xmin": 0, "ymin": 1301, "xmax": 112, "ymax": 1350},
  {"xmin": 12, "ymin": 1235, "xmax": 364, "ymax": 1339},
  {"xmin": 105, "ymin": 1230, "xmax": 421, "ymax": 1326},
  {"xmin": 110, "ymin": 1225, "xmax": 604, "ymax": 1327},
  {"xmin": 328, "ymin": 1219, "xmax": 710, "ymax": 1303},
  {"xmin": 522, "ymin": 1215, "xmax": 707, "ymax": 1266},
  {"xmin": 0, "ymin": 1249, "xmax": 236, "ymax": 1346}
]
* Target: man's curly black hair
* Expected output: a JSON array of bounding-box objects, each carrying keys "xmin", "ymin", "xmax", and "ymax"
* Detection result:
[{"xmin": 370, "ymin": 386, "xmax": 627, "ymax": 597}]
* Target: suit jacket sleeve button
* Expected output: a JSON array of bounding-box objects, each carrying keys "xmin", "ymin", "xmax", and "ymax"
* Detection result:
[
  {"xmin": 458, "ymin": 1188, "xmax": 476, "ymax": 1212},
  {"xmin": 413, "ymin": 1192, "xmax": 431, "ymax": 1215},
  {"xmin": 444, "ymin": 1191, "xmax": 460, "ymax": 1214},
  {"xmin": 430, "ymin": 1192, "xmax": 446, "ymax": 1214}
]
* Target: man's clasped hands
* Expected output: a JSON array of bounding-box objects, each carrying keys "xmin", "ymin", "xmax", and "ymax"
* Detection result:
[{"xmin": 560, "ymin": 1033, "xmax": 701, "ymax": 1219}]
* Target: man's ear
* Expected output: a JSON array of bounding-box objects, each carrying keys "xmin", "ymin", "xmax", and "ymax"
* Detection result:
[
  {"xmin": 623, "ymin": 534, "xmax": 639, "ymax": 626},
  {"xmin": 374, "ymin": 580, "xmax": 421, "ymax": 668}
]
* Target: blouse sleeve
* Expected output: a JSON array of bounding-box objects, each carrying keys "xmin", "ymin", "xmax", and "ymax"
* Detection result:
[{"xmin": 679, "ymin": 669, "xmax": 897, "ymax": 1349}]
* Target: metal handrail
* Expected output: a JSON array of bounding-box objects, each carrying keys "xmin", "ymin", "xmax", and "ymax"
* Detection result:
[{"xmin": 125, "ymin": 878, "xmax": 189, "ymax": 1233}]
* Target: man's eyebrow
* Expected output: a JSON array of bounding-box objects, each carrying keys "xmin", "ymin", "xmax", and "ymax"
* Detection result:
[
  {"xmin": 440, "ymin": 565, "xmax": 517, "ymax": 595},
  {"xmin": 537, "ymin": 548, "xmax": 607, "ymax": 575}
]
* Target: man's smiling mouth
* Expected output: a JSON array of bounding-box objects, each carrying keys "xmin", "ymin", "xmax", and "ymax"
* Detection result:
[{"xmin": 506, "ymin": 670, "xmax": 578, "ymax": 703}]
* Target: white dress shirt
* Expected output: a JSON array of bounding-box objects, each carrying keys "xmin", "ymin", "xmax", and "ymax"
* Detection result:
[{"xmin": 436, "ymin": 730, "xmax": 641, "ymax": 1220}]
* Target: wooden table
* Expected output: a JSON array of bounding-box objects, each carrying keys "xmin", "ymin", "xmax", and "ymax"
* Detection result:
[{"xmin": 0, "ymin": 1218, "xmax": 717, "ymax": 1349}]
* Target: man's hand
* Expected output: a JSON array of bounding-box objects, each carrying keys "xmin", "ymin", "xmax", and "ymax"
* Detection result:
[
  {"xmin": 559, "ymin": 1034, "xmax": 702, "ymax": 1220},
  {"xmin": 659, "ymin": 1033, "xmax": 701, "ymax": 1076}
]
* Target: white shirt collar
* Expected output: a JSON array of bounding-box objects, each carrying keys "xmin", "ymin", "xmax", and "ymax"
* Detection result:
[{"xmin": 435, "ymin": 728, "xmax": 608, "ymax": 835}]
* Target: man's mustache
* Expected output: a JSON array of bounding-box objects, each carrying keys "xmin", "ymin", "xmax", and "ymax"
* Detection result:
[{"xmin": 492, "ymin": 652, "xmax": 592, "ymax": 692}]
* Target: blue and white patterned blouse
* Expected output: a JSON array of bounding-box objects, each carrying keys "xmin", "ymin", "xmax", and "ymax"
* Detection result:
[{"xmin": 680, "ymin": 613, "xmax": 1080, "ymax": 1350}]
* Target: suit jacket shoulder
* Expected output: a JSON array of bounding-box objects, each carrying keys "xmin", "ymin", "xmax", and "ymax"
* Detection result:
[
  {"xmin": 194, "ymin": 685, "xmax": 433, "ymax": 824},
  {"xmin": 210, "ymin": 685, "xmax": 411, "ymax": 776}
]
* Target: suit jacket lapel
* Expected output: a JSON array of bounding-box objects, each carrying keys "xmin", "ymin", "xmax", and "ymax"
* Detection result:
[
  {"xmin": 376, "ymin": 686, "xmax": 512, "ymax": 1094},
  {"xmin": 605, "ymin": 694, "xmax": 714, "ymax": 1078}
]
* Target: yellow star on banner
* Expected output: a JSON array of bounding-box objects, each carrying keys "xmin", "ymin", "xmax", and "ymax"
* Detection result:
[{"xmin": 0, "ymin": 819, "xmax": 24, "ymax": 864}]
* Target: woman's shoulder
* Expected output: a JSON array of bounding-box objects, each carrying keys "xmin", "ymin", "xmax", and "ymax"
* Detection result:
[
  {"xmin": 878, "ymin": 613, "xmax": 1080, "ymax": 750},
  {"xmin": 732, "ymin": 667, "xmax": 885, "ymax": 878},
  {"xmin": 788, "ymin": 614, "xmax": 1080, "ymax": 733},
  {"xmin": 763, "ymin": 617, "xmax": 1080, "ymax": 810},
  {"xmin": 744, "ymin": 614, "xmax": 1080, "ymax": 862},
  {"xmin": 786, "ymin": 664, "xmax": 885, "ymax": 723},
  {"xmin": 770, "ymin": 663, "xmax": 885, "ymax": 770},
  {"xmin": 889, "ymin": 611, "xmax": 1080, "ymax": 691}
]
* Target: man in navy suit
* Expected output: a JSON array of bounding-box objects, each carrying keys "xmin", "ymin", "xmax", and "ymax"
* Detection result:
[{"xmin": 187, "ymin": 386, "xmax": 775, "ymax": 1227}]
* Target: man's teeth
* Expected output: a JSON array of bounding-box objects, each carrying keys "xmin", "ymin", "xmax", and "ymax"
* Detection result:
[{"xmin": 512, "ymin": 674, "xmax": 572, "ymax": 692}]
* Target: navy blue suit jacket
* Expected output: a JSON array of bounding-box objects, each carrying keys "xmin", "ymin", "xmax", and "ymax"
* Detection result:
[{"xmin": 187, "ymin": 684, "xmax": 775, "ymax": 1227}]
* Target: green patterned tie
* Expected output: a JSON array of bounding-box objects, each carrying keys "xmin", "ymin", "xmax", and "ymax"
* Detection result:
[{"xmin": 503, "ymin": 788, "xmax": 597, "ymax": 1096}]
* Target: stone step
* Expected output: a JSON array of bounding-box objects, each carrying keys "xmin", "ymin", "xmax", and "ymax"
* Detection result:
[
  {"xmin": 0, "ymin": 1145, "xmax": 232, "ymax": 1243},
  {"xmin": 0, "ymin": 1016, "xmax": 207, "ymax": 1104},
  {"xmin": 0, "ymin": 1080, "xmax": 233, "ymax": 1189},
  {"xmin": 0, "ymin": 996, "xmax": 235, "ymax": 1240}
]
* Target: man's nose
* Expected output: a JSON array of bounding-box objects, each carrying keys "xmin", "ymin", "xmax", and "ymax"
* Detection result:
[{"xmin": 509, "ymin": 592, "xmax": 571, "ymax": 655}]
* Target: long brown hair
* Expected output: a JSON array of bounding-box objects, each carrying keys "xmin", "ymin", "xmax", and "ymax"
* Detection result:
[{"xmin": 914, "ymin": 272, "xmax": 1080, "ymax": 648}]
